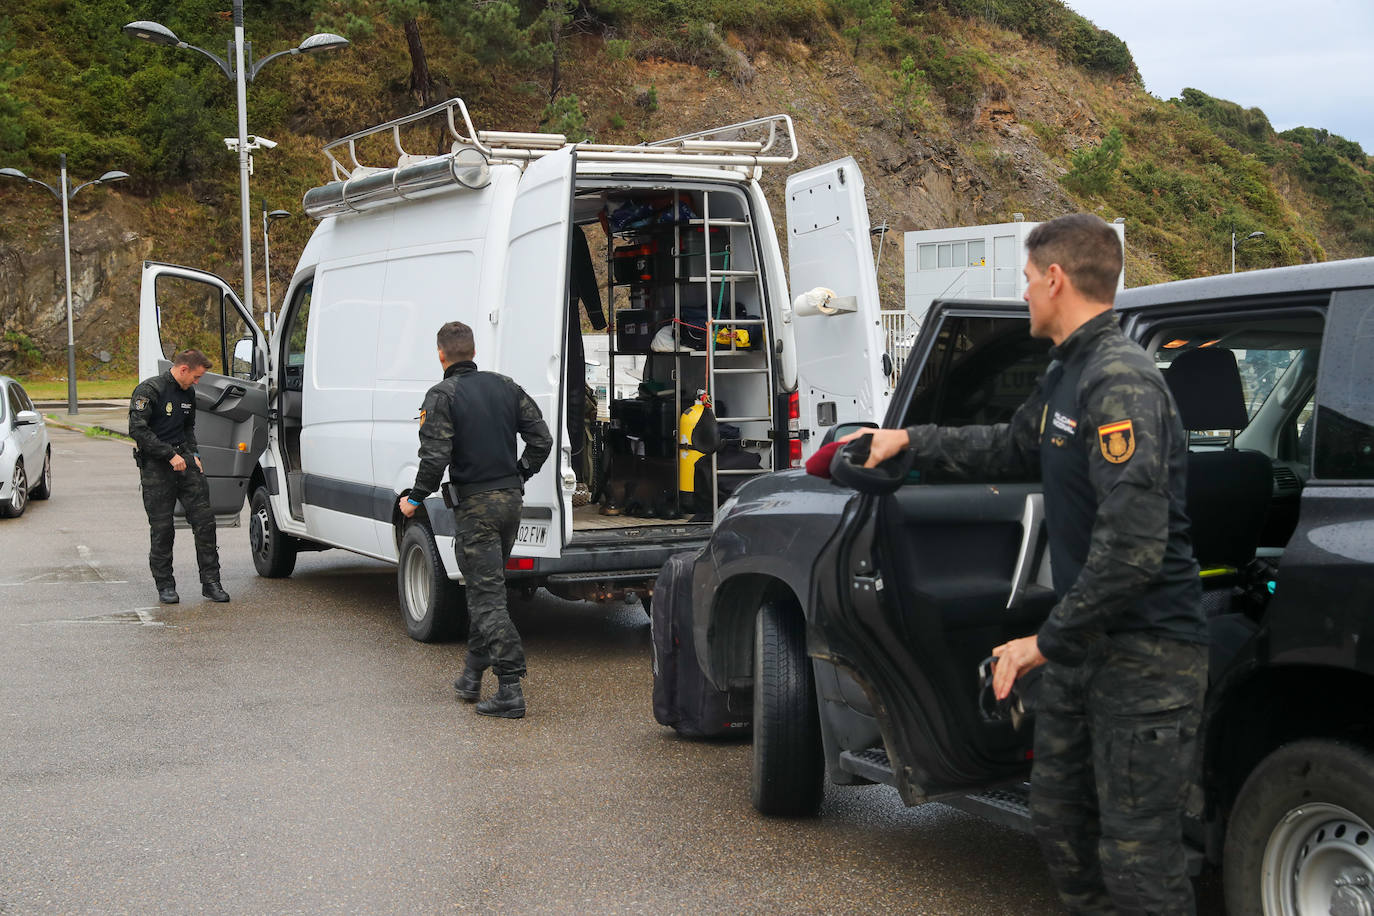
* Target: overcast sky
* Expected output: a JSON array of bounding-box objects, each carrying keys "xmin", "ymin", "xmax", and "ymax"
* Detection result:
[{"xmin": 1064, "ymin": 0, "xmax": 1374, "ymax": 152}]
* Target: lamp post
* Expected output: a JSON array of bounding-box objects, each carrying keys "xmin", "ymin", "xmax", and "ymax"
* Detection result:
[
  {"xmin": 122, "ymin": 4, "xmax": 347, "ymax": 320},
  {"xmin": 1232, "ymin": 228, "xmax": 1265, "ymax": 274},
  {"xmin": 261, "ymin": 202, "xmax": 291, "ymax": 329},
  {"xmin": 0, "ymin": 158, "xmax": 129, "ymax": 415}
]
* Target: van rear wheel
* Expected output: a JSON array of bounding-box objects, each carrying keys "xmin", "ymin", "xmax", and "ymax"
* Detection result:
[
  {"xmin": 398, "ymin": 521, "xmax": 469, "ymax": 642},
  {"xmin": 750, "ymin": 601, "xmax": 824, "ymax": 816}
]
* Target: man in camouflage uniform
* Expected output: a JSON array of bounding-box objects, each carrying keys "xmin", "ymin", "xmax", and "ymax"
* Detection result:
[
  {"xmin": 129, "ymin": 349, "xmax": 230, "ymax": 605},
  {"xmin": 399, "ymin": 321, "xmax": 552, "ymax": 719},
  {"xmin": 856, "ymin": 214, "xmax": 1206, "ymax": 914}
]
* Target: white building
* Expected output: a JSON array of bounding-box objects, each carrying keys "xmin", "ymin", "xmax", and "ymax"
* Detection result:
[{"xmin": 885, "ymin": 218, "xmax": 1125, "ymax": 380}]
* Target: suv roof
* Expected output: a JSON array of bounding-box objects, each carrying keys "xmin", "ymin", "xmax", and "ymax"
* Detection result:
[{"xmin": 1117, "ymin": 257, "xmax": 1374, "ymax": 312}]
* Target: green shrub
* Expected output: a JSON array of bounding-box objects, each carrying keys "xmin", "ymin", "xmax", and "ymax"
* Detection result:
[
  {"xmin": 1066, "ymin": 127, "xmax": 1124, "ymax": 196},
  {"xmin": 892, "ymin": 55, "xmax": 933, "ymax": 132},
  {"xmin": 541, "ymin": 93, "xmax": 591, "ymax": 142}
]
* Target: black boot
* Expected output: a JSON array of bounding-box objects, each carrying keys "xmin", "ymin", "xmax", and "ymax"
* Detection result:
[
  {"xmin": 453, "ymin": 659, "xmax": 487, "ymax": 701},
  {"xmin": 202, "ymin": 581, "xmax": 230, "ymax": 603},
  {"xmin": 158, "ymin": 585, "xmax": 179, "ymax": 604},
  {"xmin": 475, "ymin": 676, "xmax": 525, "ymax": 719}
]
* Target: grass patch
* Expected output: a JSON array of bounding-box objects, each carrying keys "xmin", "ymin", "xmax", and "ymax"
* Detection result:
[{"xmin": 16, "ymin": 376, "xmax": 139, "ymax": 400}]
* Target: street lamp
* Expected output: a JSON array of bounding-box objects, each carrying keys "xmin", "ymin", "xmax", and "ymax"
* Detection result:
[
  {"xmin": 0, "ymin": 157, "xmax": 129, "ymax": 415},
  {"xmin": 1232, "ymin": 228, "xmax": 1265, "ymax": 274},
  {"xmin": 122, "ymin": 4, "xmax": 347, "ymax": 320},
  {"xmin": 261, "ymin": 202, "xmax": 291, "ymax": 328}
]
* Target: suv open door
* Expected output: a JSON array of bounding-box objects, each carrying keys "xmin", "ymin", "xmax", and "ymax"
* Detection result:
[
  {"xmin": 812, "ymin": 300, "xmax": 1054, "ymax": 801},
  {"xmin": 785, "ymin": 157, "xmax": 891, "ymax": 451},
  {"xmin": 496, "ymin": 147, "xmax": 575, "ymax": 558},
  {"xmin": 137, "ymin": 262, "xmax": 269, "ymax": 524}
]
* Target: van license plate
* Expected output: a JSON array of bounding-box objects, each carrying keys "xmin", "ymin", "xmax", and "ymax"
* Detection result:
[{"xmin": 516, "ymin": 522, "xmax": 549, "ymax": 547}]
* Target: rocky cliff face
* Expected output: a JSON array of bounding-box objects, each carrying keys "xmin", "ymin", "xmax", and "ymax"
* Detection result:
[{"xmin": 0, "ymin": 192, "xmax": 151, "ymax": 373}]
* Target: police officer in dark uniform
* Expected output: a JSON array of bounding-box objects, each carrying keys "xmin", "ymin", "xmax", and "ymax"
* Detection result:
[
  {"xmin": 128, "ymin": 349, "xmax": 230, "ymax": 605},
  {"xmin": 399, "ymin": 321, "xmax": 552, "ymax": 719},
  {"xmin": 855, "ymin": 214, "xmax": 1206, "ymax": 914}
]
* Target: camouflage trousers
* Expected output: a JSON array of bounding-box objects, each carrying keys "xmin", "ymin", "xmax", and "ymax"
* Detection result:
[
  {"xmin": 139, "ymin": 456, "xmax": 220, "ymax": 589},
  {"xmin": 454, "ymin": 488, "xmax": 525, "ymax": 679},
  {"xmin": 1030, "ymin": 632, "xmax": 1207, "ymax": 915}
]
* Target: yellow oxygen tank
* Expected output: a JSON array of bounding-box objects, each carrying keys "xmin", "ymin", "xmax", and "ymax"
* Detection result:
[{"xmin": 679, "ymin": 391, "xmax": 709, "ymax": 493}]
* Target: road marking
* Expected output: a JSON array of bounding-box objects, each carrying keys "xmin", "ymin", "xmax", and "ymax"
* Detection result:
[{"xmin": 76, "ymin": 544, "xmax": 121, "ymax": 583}]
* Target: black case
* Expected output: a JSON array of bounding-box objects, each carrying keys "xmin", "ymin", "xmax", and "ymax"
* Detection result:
[
  {"xmin": 611, "ymin": 396, "xmax": 676, "ymax": 457},
  {"xmin": 615, "ymin": 308, "xmax": 668, "ymax": 353},
  {"xmin": 651, "ymin": 549, "xmax": 752, "ymax": 738}
]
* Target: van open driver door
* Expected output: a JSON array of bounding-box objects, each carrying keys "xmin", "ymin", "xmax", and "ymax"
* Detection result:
[{"xmin": 137, "ymin": 261, "xmax": 269, "ymax": 524}]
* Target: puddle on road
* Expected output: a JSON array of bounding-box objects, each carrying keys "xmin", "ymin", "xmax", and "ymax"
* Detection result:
[
  {"xmin": 0, "ymin": 545, "xmax": 128, "ymax": 587},
  {"xmin": 21, "ymin": 608, "xmax": 171, "ymax": 628}
]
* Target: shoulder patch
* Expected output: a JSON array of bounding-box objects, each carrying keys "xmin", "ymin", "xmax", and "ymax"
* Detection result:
[
  {"xmin": 1098, "ymin": 419, "xmax": 1136, "ymax": 464},
  {"xmin": 419, "ymin": 409, "xmax": 426, "ymax": 427},
  {"xmin": 133, "ymin": 396, "xmax": 149, "ymax": 412}
]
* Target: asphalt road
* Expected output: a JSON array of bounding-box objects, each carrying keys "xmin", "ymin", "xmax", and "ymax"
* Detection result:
[{"xmin": 0, "ymin": 425, "xmax": 1226, "ymax": 914}]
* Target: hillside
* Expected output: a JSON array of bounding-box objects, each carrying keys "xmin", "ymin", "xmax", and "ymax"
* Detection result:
[{"xmin": 2, "ymin": 0, "xmax": 1371, "ymax": 376}]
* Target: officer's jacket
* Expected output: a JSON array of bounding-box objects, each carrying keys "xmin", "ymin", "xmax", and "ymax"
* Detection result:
[
  {"xmin": 129, "ymin": 370, "xmax": 198, "ymax": 461},
  {"xmin": 410, "ymin": 361, "xmax": 553, "ymax": 502},
  {"xmin": 902, "ymin": 310, "xmax": 1204, "ymax": 666}
]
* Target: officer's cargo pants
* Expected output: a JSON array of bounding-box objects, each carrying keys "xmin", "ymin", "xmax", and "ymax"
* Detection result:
[
  {"xmin": 455, "ymin": 488, "xmax": 525, "ymax": 678},
  {"xmin": 1030, "ymin": 632, "xmax": 1207, "ymax": 916},
  {"xmin": 139, "ymin": 456, "xmax": 220, "ymax": 588}
]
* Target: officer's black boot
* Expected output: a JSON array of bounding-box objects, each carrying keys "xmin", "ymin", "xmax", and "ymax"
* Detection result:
[
  {"xmin": 202, "ymin": 581, "xmax": 230, "ymax": 603},
  {"xmin": 158, "ymin": 584, "xmax": 179, "ymax": 604},
  {"xmin": 475, "ymin": 676, "xmax": 525, "ymax": 719},
  {"xmin": 452, "ymin": 658, "xmax": 487, "ymax": 702}
]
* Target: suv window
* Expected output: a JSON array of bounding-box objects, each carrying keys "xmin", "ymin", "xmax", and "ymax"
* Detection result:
[
  {"xmin": 1314, "ymin": 295, "xmax": 1374, "ymax": 480},
  {"xmin": 902, "ymin": 314, "xmax": 1049, "ymax": 429}
]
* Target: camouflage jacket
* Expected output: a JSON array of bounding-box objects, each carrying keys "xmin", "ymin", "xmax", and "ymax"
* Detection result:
[
  {"xmin": 410, "ymin": 361, "xmax": 553, "ymax": 502},
  {"xmin": 902, "ymin": 310, "xmax": 1203, "ymax": 666},
  {"xmin": 128, "ymin": 370, "xmax": 197, "ymax": 462}
]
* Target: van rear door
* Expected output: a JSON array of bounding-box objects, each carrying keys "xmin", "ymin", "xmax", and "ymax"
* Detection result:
[
  {"xmin": 785, "ymin": 157, "xmax": 890, "ymax": 453},
  {"xmin": 137, "ymin": 261, "xmax": 269, "ymax": 522},
  {"xmin": 496, "ymin": 147, "xmax": 575, "ymax": 557}
]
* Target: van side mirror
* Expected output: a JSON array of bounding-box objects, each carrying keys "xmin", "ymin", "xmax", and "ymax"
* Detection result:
[{"xmin": 232, "ymin": 336, "xmax": 261, "ymax": 380}]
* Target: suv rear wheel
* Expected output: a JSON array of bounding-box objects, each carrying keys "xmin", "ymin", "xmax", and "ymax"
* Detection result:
[
  {"xmin": 750, "ymin": 601, "xmax": 824, "ymax": 816},
  {"xmin": 1224, "ymin": 739, "xmax": 1374, "ymax": 916},
  {"xmin": 397, "ymin": 521, "xmax": 469, "ymax": 642}
]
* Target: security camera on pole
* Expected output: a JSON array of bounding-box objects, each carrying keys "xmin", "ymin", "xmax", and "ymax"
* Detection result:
[{"xmin": 122, "ymin": 4, "xmax": 347, "ymax": 319}]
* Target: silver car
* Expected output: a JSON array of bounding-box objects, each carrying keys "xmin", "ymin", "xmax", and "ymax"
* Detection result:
[{"xmin": 0, "ymin": 376, "xmax": 52, "ymax": 517}]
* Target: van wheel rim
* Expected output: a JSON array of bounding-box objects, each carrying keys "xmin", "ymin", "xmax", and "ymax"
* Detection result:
[
  {"xmin": 403, "ymin": 543, "xmax": 430, "ymax": 623},
  {"xmin": 1262, "ymin": 802, "xmax": 1374, "ymax": 916},
  {"xmin": 10, "ymin": 464, "xmax": 25, "ymax": 512},
  {"xmin": 250, "ymin": 504, "xmax": 270, "ymax": 559}
]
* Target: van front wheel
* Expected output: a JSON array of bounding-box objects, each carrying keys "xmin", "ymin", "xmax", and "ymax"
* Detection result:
[
  {"xmin": 398, "ymin": 521, "xmax": 468, "ymax": 642},
  {"xmin": 249, "ymin": 487, "xmax": 297, "ymax": 578}
]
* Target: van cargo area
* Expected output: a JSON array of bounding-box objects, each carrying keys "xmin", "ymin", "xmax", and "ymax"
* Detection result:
[{"xmin": 564, "ymin": 181, "xmax": 779, "ymax": 542}]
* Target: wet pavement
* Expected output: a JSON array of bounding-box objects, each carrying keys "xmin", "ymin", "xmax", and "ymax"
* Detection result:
[{"xmin": 0, "ymin": 422, "xmax": 1226, "ymax": 914}]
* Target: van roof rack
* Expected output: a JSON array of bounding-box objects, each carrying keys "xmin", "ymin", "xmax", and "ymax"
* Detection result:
[{"xmin": 319, "ymin": 97, "xmax": 798, "ymax": 182}]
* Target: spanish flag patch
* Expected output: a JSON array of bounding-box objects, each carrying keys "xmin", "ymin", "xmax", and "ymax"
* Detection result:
[
  {"xmin": 419, "ymin": 409, "xmax": 427, "ymax": 427},
  {"xmin": 1098, "ymin": 419, "xmax": 1135, "ymax": 464}
]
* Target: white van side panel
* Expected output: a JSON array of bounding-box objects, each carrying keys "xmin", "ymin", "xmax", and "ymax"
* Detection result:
[{"xmin": 370, "ymin": 169, "xmax": 519, "ymax": 563}]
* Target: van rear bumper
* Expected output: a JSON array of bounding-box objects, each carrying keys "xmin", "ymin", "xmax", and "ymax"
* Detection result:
[{"xmin": 506, "ymin": 538, "xmax": 708, "ymax": 586}]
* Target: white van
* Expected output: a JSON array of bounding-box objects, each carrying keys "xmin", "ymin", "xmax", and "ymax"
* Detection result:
[{"xmin": 137, "ymin": 99, "xmax": 891, "ymax": 639}]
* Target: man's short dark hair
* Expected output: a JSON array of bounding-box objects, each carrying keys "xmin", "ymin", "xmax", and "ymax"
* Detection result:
[
  {"xmin": 1025, "ymin": 214, "xmax": 1123, "ymax": 305},
  {"xmin": 437, "ymin": 321, "xmax": 475, "ymax": 363},
  {"xmin": 173, "ymin": 349, "xmax": 212, "ymax": 371}
]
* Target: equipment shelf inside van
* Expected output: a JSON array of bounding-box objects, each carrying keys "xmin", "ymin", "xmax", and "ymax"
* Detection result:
[{"xmin": 136, "ymin": 97, "xmax": 892, "ymax": 640}]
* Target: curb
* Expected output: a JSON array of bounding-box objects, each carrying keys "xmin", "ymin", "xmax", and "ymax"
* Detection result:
[{"xmin": 44, "ymin": 416, "xmax": 132, "ymax": 442}]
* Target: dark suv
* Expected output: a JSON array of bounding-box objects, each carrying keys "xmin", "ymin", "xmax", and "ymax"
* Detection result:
[{"xmin": 690, "ymin": 259, "xmax": 1374, "ymax": 915}]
